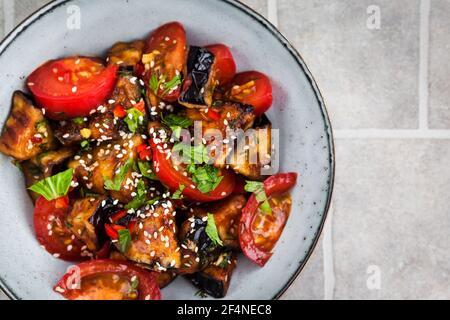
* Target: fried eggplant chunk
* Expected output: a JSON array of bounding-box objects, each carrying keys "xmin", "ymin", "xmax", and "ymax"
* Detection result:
[
  {"xmin": 68, "ymin": 134, "xmax": 144, "ymax": 203},
  {"xmin": 179, "ymin": 46, "xmax": 216, "ymax": 109},
  {"xmin": 0, "ymin": 92, "xmax": 55, "ymax": 160},
  {"xmin": 67, "ymin": 196, "xmax": 117, "ymax": 251},
  {"xmin": 120, "ymin": 202, "xmax": 181, "ymax": 271},
  {"xmin": 107, "ymin": 40, "xmax": 145, "ymax": 68},
  {"xmin": 190, "ymin": 250, "xmax": 237, "ymax": 298}
]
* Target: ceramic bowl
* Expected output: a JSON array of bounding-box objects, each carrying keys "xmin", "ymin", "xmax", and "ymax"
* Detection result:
[{"xmin": 0, "ymin": 0, "xmax": 334, "ymax": 300}]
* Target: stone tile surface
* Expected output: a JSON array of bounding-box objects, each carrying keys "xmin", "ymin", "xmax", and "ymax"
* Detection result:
[
  {"xmin": 333, "ymin": 139, "xmax": 450, "ymax": 299},
  {"xmin": 429, "ymin": 0, "xmax": 450, "ymax": 129},
  {"xmin": 278, "ymin": 0, "xmax": 420, "ymax": 130},
  {"xmin": 239, "ymin": 0, "xmax": 268, "ymax": 18},
  {"xmin": 281, "ymin": 238, "xmax": 324, "ymax": 300}
]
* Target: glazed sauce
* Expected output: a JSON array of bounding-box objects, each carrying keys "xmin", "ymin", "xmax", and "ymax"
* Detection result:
[
  {"xmin": 251, "ymin": 193, "xmax": 292, "ymax": 252},
  {"xmin": 75, "ymin": 273, "xmax": 138, "ymax": 300}
]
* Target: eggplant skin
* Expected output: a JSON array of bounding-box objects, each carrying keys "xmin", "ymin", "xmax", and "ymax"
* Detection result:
[
  {"xmin": 66, "ymin": 196, "xmax": 116, "ymax": 252},
  {"xmin": 190, "ymin": 251, "xmax": 237, "ymax": 298},
  {"xmin": 0, "ymin": 91, "xmax": 55, "ymax": 160},
  {"xmin": 179, "ymin": 46, "xmax": 216, "ymax": 108}
]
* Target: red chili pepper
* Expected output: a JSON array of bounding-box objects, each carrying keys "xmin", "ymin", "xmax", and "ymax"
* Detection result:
[
  {"xmin": 110, "ymin": 210, "xmax": 127, "ymax": 223},
  {"xmin": 134, "ymin": 100, "xmax": 146, "ymax": 114},
  {"xmin": 31, "ymin": 136, "xmax": 43, "ymax": 144},
  {"xmin": 105, "ymin": 224, "xmax": 119, "ymax": 240},
  {"xmin": 112, "ymin": 225, "xmax": 126, "ymax": 231},
  {"xmin": 139, "ymin": 149, "xmax": 152, "ymax": 161},
  {"xmin": 206, "ymin": 109, "xmax": 221, "ymax": 121},
  {"xmin": 136, "ymin": 144, "xmax": 148, "ymax": 154},
  {"xmin": 113, "ymin": 105, "xmax": 127, "ymax": 118},
  {"xmin": 128, "ymin": 221, "xmax": 137, "ymax": 233}
]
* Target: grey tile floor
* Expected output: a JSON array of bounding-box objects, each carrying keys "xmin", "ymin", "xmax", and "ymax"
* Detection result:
[{"xmin": 0, "ymin": 0, "xmax": 448, "ymax": 300}]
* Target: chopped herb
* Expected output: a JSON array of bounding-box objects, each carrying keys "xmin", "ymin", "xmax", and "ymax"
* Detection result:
[
  {"xmin": 125, "ymin": 179, "xmax": 147, "ymax": 210},
  {"xmin": 28, "ymin": 168, "xmax": 74, "ymax": 201},
  {"xmin": 80, "ymin": 140, "xmax": 90, "ymax": 150},
  {"xmin": 104, "ymin": 159, "xmax": 133, "ymax": 191},
  {"xmin": 149, "ymin": 73, "xmax": 162, "ymax": 95},
  {"xmin": 172, "ymin": 184, "xmax": 185, "ymax": 199},
  {"xmin": 161, "ymin": 114, "xmax": 193, "ymax": 129},
  {"xmin": 245, "ymin": 181, "xmax": 272, "ymax": 215},
  {"xmin": 118, "ymin": 229, "xmax": 131, "ymax": 253},
  {"xmin": 137, "ymin": 161, "xmax": 159, "ymax": 180},
  {"xmin": 205, "ymin": 213, "xmax": 223, "ymax": 246},
  {"xmin": 129, "ymin": 277, "xmax": 139, "ymax": 294},
  {"xmin": 124, "ymin": 108, "xmax": 144, "ymax": 133},
  {"xmin": 146, "ymin": 197, "xmax": 160, "ymax": 205},
  {"xmin": 163, "ymin": 74, "xmax": 182, "ymax": 94},
  {"xmin": 72, "ymin": 117, "xmax": 85, "ymax": 125},
  {"xmin": 172, "ymin": 143, "xmax": 209, "ymax": 165},
  {"xmin": 190, "ymin": 165, "xmax": 223, "ymax": 194}
]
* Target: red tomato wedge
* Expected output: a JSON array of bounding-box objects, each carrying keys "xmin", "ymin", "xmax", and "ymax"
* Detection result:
[
  {"xmin": 34, "ymin": 196, "xmax": 86, "ymax": 261},
  {"xmin": 239, "ymin": 173, "xmax": 297, "ymax": 266},
  {"xmin": 144, "ymin": 22, "xmax": 187, "ymax": 102},
  {"xmin": 151, "ymin": 145, "xmax": 235, "ymax": 202},
  {"xmin": 27, "ymin": 57, "xmax": 118, "ymax": 119},
  {"xmin": 205, "ymin": 44, "xmax": 236, "ymax": 85},
  {"xmin": 225, "ymin": 71, "xmax": 273, "ymax": 116},
  {"xmin": 53, "ymin": 259, "xmax": 161, "ymax": 300}
]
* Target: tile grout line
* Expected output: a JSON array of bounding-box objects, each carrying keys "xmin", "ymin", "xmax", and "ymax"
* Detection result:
[
  {"xmin": 2, "ymin": 0, "xmax": 14, "ymax": 36},
  {"xmin": 322, "ymin": 205, "xmax": 335, "ymax": 300},
  {"xmin": 419, "ymin": 0, "xmax": 430, "ymax": 130}
]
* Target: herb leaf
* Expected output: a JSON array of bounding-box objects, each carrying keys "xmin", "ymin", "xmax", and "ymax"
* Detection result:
[
  {"xmin": 124, "ymin": 108, "xmax": 144, "ymax": 133},
  {"xmin": 137, "ymin": 161, "xmax": 159, "ymax": 180},
  {"xmin": 191, "ymin": 165, "xmax": 223, "ymax": 194},
  {"xmin": 245, "ymin": 181, "xmax": 272, "ymax": 215},
  {"xmin": 172, "ymin": 184, "xmax": 185, "ymax": 199},
  {"xmin": 205, "ymin": 213, "xmax": 223, "ymax": 246},
  {"xmin": 149, "ymin": 73, "xmax": 162, "ymax": 95},
  {"xmin": 161, "ymin": 114, "xmax": 193, "ymax": 129},
  {"xmin": 104, "ymin": 159, "xmax": 133, "ymax": 191},
  {"xmin": 28, "ymin": 168, "xmax": 74, "ymax": 201},
  {"xmin": 163, "ymin": 74, "xmax": 182, "ymax": 94},
  {"xmin": 80, "ymin": 140, "xmax": 90, "ymax": 150},
  {"xmin": 118, "ymin": 229, "xmax": 131, "ymax": 253},
  {"xmin": 125, "ymin": 180, "xmax": 147, "ymax": 210}
]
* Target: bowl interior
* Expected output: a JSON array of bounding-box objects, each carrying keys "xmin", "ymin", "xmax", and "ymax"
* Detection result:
[{"xmin": 0, "ymin": 0, "xmax": 334, "ymax": 300}]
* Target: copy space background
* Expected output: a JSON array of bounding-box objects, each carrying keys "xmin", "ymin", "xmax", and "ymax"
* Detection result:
[{"xmin": 0, "ymin": 0, "xmax": 448, "ymax": 300}]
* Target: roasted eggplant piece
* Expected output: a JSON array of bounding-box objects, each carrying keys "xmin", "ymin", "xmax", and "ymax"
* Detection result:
[
  {"xmin": 66, "ymin": 196, "xmax": 117, "ymax": 251},
  {"xmin": 178, "ymin": 210, "xmax": 219, "ymax": 275},
  {"xmin": 68, "ymin": 134, "xmax": 144, "ymax": 203},
  {"xmin": 0, "ymin": 91, "xmax": 55, "ymax": 160},
  {"xmin": 120, "ymin": 202, "xmax": 181, "ymax": 271},
  {"xmin": 21, "ymin": 148, "xmax": 75, "ymax": 202},
  {"xmin": 107, "ymin": 40, "xmax": 145, "ymax": 68},
  {"xmin": 109, "ymin": 74, "xmax": 144, "ymax": 111},
  {"xmin": 190, "ymin": 250, "xmax": 237, "ymax": 298},
  {"xmin": 205, "ymin": 195, "xmax": 246, "ymax": 249},
  {"xmin": 179, "ymin": 46, "xmax": 216, "ymax": 109}
]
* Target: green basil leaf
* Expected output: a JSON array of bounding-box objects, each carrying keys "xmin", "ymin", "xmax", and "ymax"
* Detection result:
[
  {"xmin": 161, "ymin": 114, "xmax": 193, "ymax": 129},
  {"xmin": 118, "ymin": 229, "xmax": 131, "ymax": 253},
  {"xmin": 205, "ymin": 213, "xmax": 223, "ymax": 246},
  {"xmin": 28, "ymin": 168, "xmax": 74, "ymax": 201}
]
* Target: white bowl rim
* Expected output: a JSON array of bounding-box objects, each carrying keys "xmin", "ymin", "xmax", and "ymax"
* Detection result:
[{"xmin": 0, "ymin": 0, "xmax": 335, "ymax": 300}]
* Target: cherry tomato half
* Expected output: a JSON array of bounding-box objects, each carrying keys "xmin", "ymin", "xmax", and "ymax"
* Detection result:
[
  {"xmin": 144, "ymin": 22, "xmax": 187, "ymax": 102},
  {"xmin": 27, "ymin": 57, "xmax": 118, "ymax": 119},
  {"xmin": 239, "ymin": 173, "xmax": 297, "ymax": 266},
  {"xmin": 225, "ymin": 71, "xmax": 273, "ymax": 116},
  {"xmin": 151, "ymin": 145, "xmax": 235, "ymax": 202},
  {"xmin": 205, "ymin": 44, "xmax": 237, "ymax": 85},
  {"xmin": 34, "ymin": 196, "xmax": 86, "ymax": 261},
  {"xmin": 54, "ymin": 259, "xmax": 161, "ymax": 300}
]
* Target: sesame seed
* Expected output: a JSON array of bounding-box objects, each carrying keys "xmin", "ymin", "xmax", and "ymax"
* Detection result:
[{"xmin": 72, "ymin": 86, "xmax": 77, "ymax": 93}]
